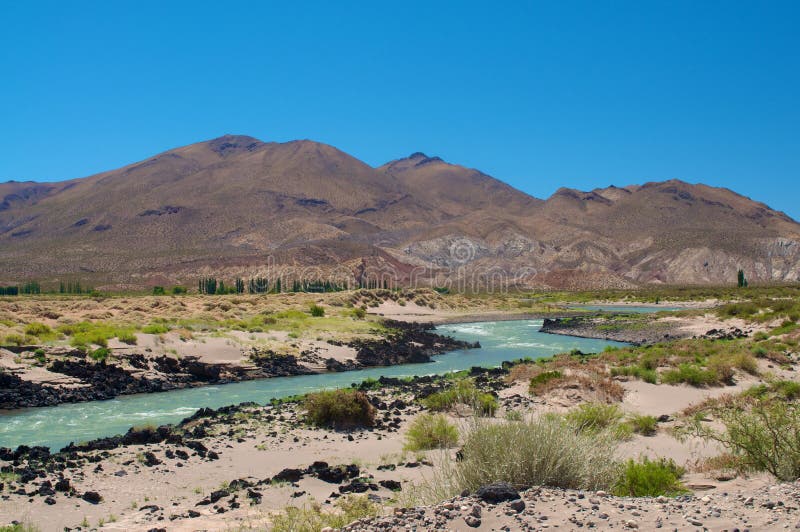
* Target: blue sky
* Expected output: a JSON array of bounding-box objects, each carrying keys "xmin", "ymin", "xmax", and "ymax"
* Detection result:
[{"xmin": 1, "ymin": 1, "xmax": 798, "ymax": 218}]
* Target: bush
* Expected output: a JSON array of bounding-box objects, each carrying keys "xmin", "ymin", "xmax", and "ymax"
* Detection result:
[
  {"xmin": 405, "ymin": 414, "xmax": 459, "ymax": 451},
  {"xmin": 89, "ymin": 347, "xmax": 110, "ymax": 362},
  {"xmin": 692, "ymin": 400, "xmax": 800, "ymax": 481},
  {"xmin": 612, "ymin": 458, "xmax": 687, "ymax": 497},
  {"xmin": 773, "ymin": 380, "xmax": 800, "ymax": 400},
  {"xmin": 271, "ymin": 495, "xmax": 379, "ymax": 532},
  {"xmin": 610, "ymin": 365, "xmax": 658, "ymax": 384},
  {"xmin": 446, "ymin": 416, "xmax": 620, "ymax": 492},
  {"xmin": 566, "ymin": 403, "xmax": 623, "ymax": 433},
  {"xmin": 116, "ymin": 330, "xmax": 137, "ymax": 345},
  {"xmin": 2, "ymin": 334, "xmax": 26, "ymax": 346},
  {"xmin": 529, "ymin": 370, "xmax": 562, "ymax": 394},
  {"xmin": 309, "ymin": 304, "xmax": 325, "ymax": 317},
  {"xmin": 171, "ymin": 286, "xmax": 187, "ymax": 295},
  {"xmin": 352, "ymin": 307, "xmax": 366, "ymax": 319},
  {"xmin": 706, "ymin": 356, "xmax": 735, "ymax": 385},
  {"xmin": 661, "ymin": 364, "xmax": 717, "ymax": 387},
  {"xmin": 24, "ymin": 322, "xmax": 52, "ymax": 338},
  {"xmin": 142, "ymin": 323, "xmax": 170, "ymax": 335},
  {"xmin": 152, "ymin": 286, "xmax": 166, "ymax": 295},
  {"xmin": 628, "ymin": 414, "xmax": 658, "ymax": 436},
  {"xmin": 303, "ymin": 389, "xmax": 375, "ymax": 428},
  {"xmin": 422, "ymin": 379, "xmax": 497, "ymax": 416}
]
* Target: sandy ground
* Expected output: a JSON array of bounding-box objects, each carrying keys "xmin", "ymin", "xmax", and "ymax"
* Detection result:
[
  {"xmin": 1, "ymin": 359, "xmax": 794, "ymax": 532},
  {"xmin": 2, "ymin": 301, "xmax": 798, "ymax": 531}
]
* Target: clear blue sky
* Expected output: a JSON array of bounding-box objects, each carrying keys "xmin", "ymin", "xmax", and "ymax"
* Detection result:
[{"xmin": 1, "ymin": 1, "xmax": 798, "ymax": 219}]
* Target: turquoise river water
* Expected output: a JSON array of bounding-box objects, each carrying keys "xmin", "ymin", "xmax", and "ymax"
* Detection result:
[{"xmin": 0, "ymin": 319, "xmax": 629, "ymax": 451}]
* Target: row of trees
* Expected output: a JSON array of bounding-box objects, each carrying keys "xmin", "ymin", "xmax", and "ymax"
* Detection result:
[
  {"xmin": 197, "ymin": 277, "xmax": 355, "ymax": 295},
  {"xmin": 737, "ymin": 269, "xmax": 749, "ymax": 288},
  {"xmin": 0, "ymin": 280, "xmax": 94, "ymax": 296},
  {"xmin": 2, "ymin": 276, "xmax": 392, "ymax": 297},
  {"xmin": 59, "ymin": 281, "xmax": 93, "ymax": 294}
]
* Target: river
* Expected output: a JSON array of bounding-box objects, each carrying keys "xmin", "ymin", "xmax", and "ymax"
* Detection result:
[{"xmin": 0, "ymin": 319, "xmax": 628, "ymax": 451}]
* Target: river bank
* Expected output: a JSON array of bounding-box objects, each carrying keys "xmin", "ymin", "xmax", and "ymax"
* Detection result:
[
  {"xmin": 539, "ymin": 313, "xmax": 758, "ymax": 345},
  {"xmin": 0, "ymin": 320, "xmax": 477, "ymax": 410},
  {"xmin": 1, "ymin": 325, "xmax": 793, "ymax": 531}
]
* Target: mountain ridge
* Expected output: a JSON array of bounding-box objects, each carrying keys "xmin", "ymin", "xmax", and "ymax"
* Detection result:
[{"xmin": 1, "ymin": 135, "xmax": 798, "ymax": 289}]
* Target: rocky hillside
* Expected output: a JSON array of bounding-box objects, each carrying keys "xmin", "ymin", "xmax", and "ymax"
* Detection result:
[{"xmin": 1, "ymin": 135, "xmax": 798, "ymax": 288}]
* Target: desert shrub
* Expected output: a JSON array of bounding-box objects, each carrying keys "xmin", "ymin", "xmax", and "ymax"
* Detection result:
[
  {"xmin": 71, "ymin": 332, "xmax": 107, "ymax": 348},
  {"xmin": 691, "ymin": 400, "xmax": 800, "ymax": 481},
  {"xmin": 271, "ymin": 495, "xmax": 379, "ymax": 532},
  {"xmin": 566, "ymin": 403, "xmax": 623, "ymax": 432},
  {"xmin": 661, "ymin": 364, "xmax": 717, "ymax": 386},
  {"xmin": 142, "ymin": 323, "xmax": 170, "ymax": 335},
  {"xmin": 116, "ymin": 330, "xmax": 137, "ymax": 345},
  {"xmin": 89, "ymin": 347, "xmax": 110, "ymax": 362},
  {"xmin": 0, "ymin": 524, "xmax": 40, "ymax": 532},
  {"xmin": 628, "ymin": 414, "xmax": 658, "ymax": 436},
  {"xmin": 171, "ymin": 286, "xmax": 187, "ymax": 295},
  {"xmin": 422, "ymin": 379, "xmax": 497, "ymax": 416},
  {"xmin": 152, "ymin": 286, "xmax": 166, "ymax": 295},
  {"xmin": 529, "ymin": 371, "xmax": 562, "ymax": 394},
  {"xmin": 446, "ymin": 416, "xmax": 620, "ymax": 492},
  {"xmin": 309, "ymin": 304, "xmax": 325, "ymax": 317},
  {"xmin": 610, "ymin": 365, "xmax": 658, "ymax": 384},
  {"xmin": 32, "ymin": 348, "xmax": 46, "ymax": 365},
  {"xmin": 351, "ymin": 307, "xmax": 366, "ymax": 319},
  {"xmin": 731, "ymin": 352, "xmax": 759, "ymax": 375},
  {"xmin": 771, "ymin": 320, "xmax": 799, "ymax": 336},
  {"xmin": 23, "ymin": 322, "xmax": 53, "ymax": 339},
  {"xmin": 718, "ymin": 301, "xmax": 760, "ymax": 319},
  {"xmin": 706, "ymin": 356, "xmax": 735, "ymax": 385},
  {"xmin": 772, "ymin": 380, "xmax": 800, "ymax": 400},
  {"xmin": 2, "ymin": 334, "xmax": 26, "ymax": 346},
  {"xmin": 612, "ymin": 458, "xmax": 687, "ymax": 497},
  {"xmin": 303, "ymin": 389, "xmax": 375, "ymax": 428},
  {"xmin": 405, "ymin": 414, "xmax": 459, "ymax": 451}
]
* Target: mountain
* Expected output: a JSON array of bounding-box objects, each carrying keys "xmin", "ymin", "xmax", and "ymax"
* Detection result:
[{"xmin": 1, "ymin": 134, "xmax": 798, "ymax": 289}]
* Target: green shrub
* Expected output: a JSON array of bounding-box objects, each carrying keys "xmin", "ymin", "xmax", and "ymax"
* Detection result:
[
  {"xmin": 529, "ymin": 370, "xmax": 562, "ymax": 394},
  {"xmin": 405, "ymin": 414, "xmax": 459, "ymax": 451},
  {"xmin": 171, "ymin": 286, "xmax": 187, "ymax": 295},
  {"xmin": 692, "ymin": 400, "xmax": 800, "ymax": 481},
  {"xmin": 610, "ymin": 365, "xmax": 658, "ymax": 384},
  {"xmin": 271, "ymin": 496, "xmax": 379, "ymax": 532},
  {"xmin": 445, "ymin": 416, "xmax": 620, "ymax": 492},
  {"xmin": 89, "ymin": 347, "xmax": 110, "ymax": 362},
  {"xmin": 661, "ymin": 364, "xmax": 717, "ymax": 386},
  {"xmin": 142, "ymin": 323, "xmax": 170, "ymax": 334},
  {"xmin": 566, "ymin": 403, "xmax": 623, "ymax": 433},
  {"xmin": 352, "ymin": 307, "xmax": 366, "ymax": 319},
  {"xmin": 706, "ymin": 356, "xmax": 735, "ymax": 385},
  {"xmin": 116, "ymin": 330, "xmax": 137, "ymax": 345},
  {"xmin": 309, "ymin": 304, "xmax": 325, "ymax": 317},
  {"xmin": 1, "ymin": 334, "xmax": 23, "ymax": 346},
  {"xmin": 772, "ymin": 380, "xmax": 800, "ymax": 400},
  {"xmin": 422, "ymin": 379, "xmax": 497, "ymax": 416},
  {"xmin": 303, "ymin": 389, "xmax": 375, "ymax": 428},
  {"xmin": 771, "ymin": 320, "xmax": 799, "ymax": 336},
  {"xmin": 24, "ymin": 322, "xmax": 53, "ymax": 339},
  {"xmin": 0, "ymin": 523, "xmax": 40, "ymax": 532},
  {"xmin": 32, "ymin": 348, "xmax": 46, "ymax": 365},
  {"xmin": 628, "ymin": 414, "xmax": 658, "ymax": 436},
  {"xmin": 152, "ymin": 286, "xmax": 166, "ymax": 295},
  {"xmin": 612, "ymin": 458, "xmax": 687, "ymax": 497}
]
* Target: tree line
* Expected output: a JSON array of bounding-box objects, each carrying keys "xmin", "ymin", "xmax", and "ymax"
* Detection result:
[
  {"xmin": 197, "ymin": 277, "xmax": 352, "ymax": 295},
  {"xmin": 0, "ymin": 280, "xmax": 94, "ymax": 296}
]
